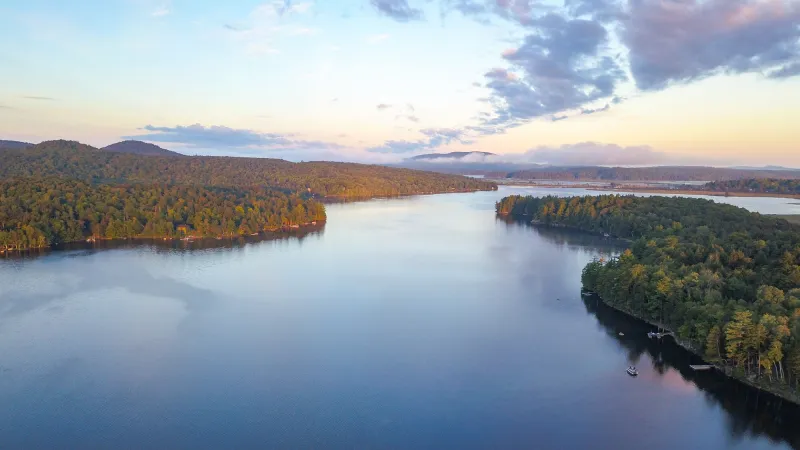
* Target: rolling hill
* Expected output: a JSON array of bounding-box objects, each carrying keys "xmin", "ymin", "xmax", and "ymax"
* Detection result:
[
  {"xmin": 0, "ymin": 140, "xmax": 497, "ymax": 198},
  {"xmin": 102, "ymin": 140, "xmax": 182, "ymax": 156},
  {"xmin": 0, "ymin": 140, "xmax": 33, "ymax": 150}
]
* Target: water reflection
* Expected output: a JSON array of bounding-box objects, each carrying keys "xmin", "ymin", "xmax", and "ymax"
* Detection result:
[
  {"xmin": 0, "ymin": 260, "xmax": 217, "ymax": 324},
  {"xmin": 496, "ymin": 215, "xmax": 628, "ymax": 251},
  {"xmin": 583, "ymin": 295, "xmax": 800, "ymax": 449},
  {"xmin": 0, "ymin": 225, "xmax": 325, "ymax": 261}
]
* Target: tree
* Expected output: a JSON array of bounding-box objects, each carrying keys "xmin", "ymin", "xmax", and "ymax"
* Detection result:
[{"xmin": 705, "ymin": 325, "xmax": 722, "ymax": 363}]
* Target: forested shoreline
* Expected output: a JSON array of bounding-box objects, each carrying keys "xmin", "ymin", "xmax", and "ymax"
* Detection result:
[
  {"xmin": 0, "ymin": 178, "xmax": 325, "ymax": 251},
  {"xmin": 704, "ymin": 179, "xmax": 800, "ymax": 195},
  {"xmin": 497, "ymin": 194, "xmax": 800, "ymax": 402},
  {"xmin": 0, "ymin": 140, "xmax": 494, "ymax": 252}
]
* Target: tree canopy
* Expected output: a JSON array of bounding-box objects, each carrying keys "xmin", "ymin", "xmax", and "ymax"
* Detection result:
[
  {"xmin": 0, "ymin": 177, "xmax": 326, "ymax": 251},
  {"xmin": 705, "ymin": 179, "xmax": 800, "ymax": 195}
]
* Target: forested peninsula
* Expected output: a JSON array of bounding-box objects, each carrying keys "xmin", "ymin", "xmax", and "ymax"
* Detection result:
[
  {"xmin": 497, "ymin": 194, "xmax": 800, "ymax": 402},
  {"xmin": 0, "ymin": 140, "xmax": 495, "ymax": 251}
]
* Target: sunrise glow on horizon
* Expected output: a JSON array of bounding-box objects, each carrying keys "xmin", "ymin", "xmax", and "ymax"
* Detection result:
[{"xmin": 1, "ymin": 0, "xmax": 799, "ymax": 166}]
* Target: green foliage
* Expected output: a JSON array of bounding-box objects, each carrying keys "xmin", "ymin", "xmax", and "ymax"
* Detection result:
[
  {"xmin": 0, "ymin": 177, "xmax": 326, "ymax": 251},
  {"xmin": 0, "ymin": 140, "xmax": 496, "ymax": 198},
  {"xmin": 500, "ymin": 194, "xmax": 800, "ymax": 390}
]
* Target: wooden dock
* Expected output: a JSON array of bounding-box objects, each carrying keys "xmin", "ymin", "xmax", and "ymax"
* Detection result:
[{"xmin": 689, "ymin": 365, "xmax": 714, "ymax": 371}]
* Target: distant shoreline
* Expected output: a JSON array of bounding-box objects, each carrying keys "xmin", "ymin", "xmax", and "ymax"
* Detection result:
[
  {"xmin": 595, "ymin": 187, "xmax": 800, "ymax": 199},
  {"xmin": 496, "ymin": 182, "xmax": 800, "ymax": 199},
  {"xmin": 769, "ymin": 215, "xmax": 800, "ymax": 225},
  {"xmin": 0, "ymin": 222, "xmax": 324, "ymax": 255}
]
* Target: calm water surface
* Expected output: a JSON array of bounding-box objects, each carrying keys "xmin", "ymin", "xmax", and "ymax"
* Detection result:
[{"xmin": 1, "ymin": 187, "xmax": 799, "ymax": 449}]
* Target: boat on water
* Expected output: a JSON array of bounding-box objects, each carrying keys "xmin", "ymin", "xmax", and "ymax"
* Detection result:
[
  {"xmin": 647, "ymin": 331, "xmax": 657, "ymax": 338},
  {"xmin": 626, "ymin": 366, "xmax": 638, "ymax": 376}
]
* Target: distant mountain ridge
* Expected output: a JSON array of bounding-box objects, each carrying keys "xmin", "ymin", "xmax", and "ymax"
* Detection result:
[
  {"xmin": 410, "ymin": 151, "xmax": 495, "ymax": 161},
  {"xmin": 731, "ymin": 165, "xmax": 800, "ymax": 171},
  {"xmin": 0, "ymin": 139, "xmax": 496, "ymax": 197},
  {"xmin": 102, "ymin": 140, "xmax": 181, "ymax": 156},
  {"xmin": 0, "ymin": 140, "xmax": 33, "ymax": 150},
  {"xmin": 1, "ymin": 139, "xmax": 180, "ymax": 156},
  {"xmin": 506, "ymin": 166, "xmax": 800, "ymax": 182},
  {"xmin": 394, "ymin": 155, "xmax": 800, "ymax": 181}
]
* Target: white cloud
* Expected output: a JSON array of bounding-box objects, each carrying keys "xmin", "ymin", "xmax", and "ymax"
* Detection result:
[
  {"xmin": 226, "ymin": 1, "xmax": 316, "ymax": 56},
  {"xmin": 367, "ymin": 33, "xmax": 390, "ymax": 44},
  {"xmin": 289, "ymin": 27, "xmax": 319, "ymax": 36},
  {"xmin": 151, "ymin": 3, "xmax": 170, "ymax": 17},
  {"xmin": 288, "ymin": 2, "xmax": 312, "ymax": 14}
]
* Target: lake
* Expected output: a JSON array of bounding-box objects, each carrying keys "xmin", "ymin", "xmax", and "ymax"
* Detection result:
[{"xmin": 1, "ymin": 187, "xmax": 799, "ymax": 449}]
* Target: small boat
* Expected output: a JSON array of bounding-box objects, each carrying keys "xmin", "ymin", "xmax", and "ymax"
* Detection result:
[
  {"xmin": 618, "ymin": 332, "xmax": 624, "ymax": 336},
  {"xmin": 647, "ymin": 332, "xmax": 657, "ymax": 338},
  {"xmin": 627, "ymin": 366, "xmax": 638, "ymax": 376}
]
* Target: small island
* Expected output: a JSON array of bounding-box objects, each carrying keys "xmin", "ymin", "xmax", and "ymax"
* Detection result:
[{"xmin": 497, "ymin": 194, "xmax": 800, "ymax": 403}]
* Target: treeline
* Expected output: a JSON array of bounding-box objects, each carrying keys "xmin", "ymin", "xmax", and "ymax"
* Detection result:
[
  {"xmin": 498, "ymin": 194, "xmax": 800, "ymax": 393},
  {"xmin": 705, "ymin": 179, "xmax": 800, "ymax": 195},
  {"xmin": 505, "ymin": 166, "xmax": 800, "ymax": 182},
  {"xmin": 0, "ymin": 140, "xmax": 496, "ymax": 198},
  {"xmin": 0, "ymin": 178, "xmax": 325, "ymax": 251}
]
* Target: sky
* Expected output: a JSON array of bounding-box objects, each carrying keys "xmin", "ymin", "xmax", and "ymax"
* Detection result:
[{"xmin": 1, "ymin": 0, "xmax": 799, "ymax": 166}]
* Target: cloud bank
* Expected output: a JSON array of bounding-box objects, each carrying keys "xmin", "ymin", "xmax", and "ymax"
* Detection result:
[
  {"xmin": 125, "ymin": 124, "xmax": 346, "ymax": 153},
  {"xmin": 371, "ymin": 0, "xmax": 424, "ymax": 21},
  {"xmin": 522, "ymin": 142, "xmax": 667, "ymax": 166},
  {"xmin": 413, "ymin": 0, "xmax": 800, "ymax": 134},
  {"xmin": 367, "ymin": 128, "xmax": 472, "ymax": 153}
]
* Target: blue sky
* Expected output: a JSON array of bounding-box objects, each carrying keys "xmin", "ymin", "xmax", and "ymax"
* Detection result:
[{"xmin": 1, "ymin": 0, "xmax": 799, "ymax": 166}]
